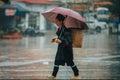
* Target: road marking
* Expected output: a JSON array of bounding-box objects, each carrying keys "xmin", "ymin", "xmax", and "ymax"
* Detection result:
[{"xmin": 0, "ymin": 55, "xmax": 120, "ymax": 67}]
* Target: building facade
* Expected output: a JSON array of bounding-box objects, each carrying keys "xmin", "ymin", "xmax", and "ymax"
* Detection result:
[{"xmin": 12, "ymin": 0, "xmax": 62, "ymax": 31}]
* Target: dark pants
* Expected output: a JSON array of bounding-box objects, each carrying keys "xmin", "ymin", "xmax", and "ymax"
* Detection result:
[{"xmin": 52, "ymin": 60, "xmax": 79, "ymax": 77}]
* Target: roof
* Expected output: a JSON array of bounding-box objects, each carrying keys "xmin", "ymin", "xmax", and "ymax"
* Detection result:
[
  {"xmin": 70, "ymin": 5, "xmax": 88, "ymax": 11},
  {"xmin": 93, "ymin": 1, "xmax": 112, "ymax": 5},
  {"xmin": 17, "ymin": 0, "xmax": 62, "ymax": 5},
  {"xmin": 0, "ymin": 4, "xmax": 15, "ymax": 8},
  {"xmin": 0, "ymin": 3, "xmax": 29, "ymax": 12},
  {"xmin": 12, "ymin": 2, "xmax": 29, "ymax": 12}
]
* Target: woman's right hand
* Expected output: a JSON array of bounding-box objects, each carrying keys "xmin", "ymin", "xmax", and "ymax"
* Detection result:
[
  {"xmin": 51, "ymin": 38, "xmax": 57, "ymax": 43},
  {"xmin": 55, "ymin": 38, "xmax": 61, "ymax": 43},
  {"xmin": 51, "ymin": 38, "xmax": 61, "ymax": 44}
]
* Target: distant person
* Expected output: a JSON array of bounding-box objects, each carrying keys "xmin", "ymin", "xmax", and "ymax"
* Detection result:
[
  {"xmin": 48, "ymin": 14, "xmax": 80, "ymax": 79},
  {"xmin": 114, "ymin": 16, "xmax": 119, "ymax": 33}
]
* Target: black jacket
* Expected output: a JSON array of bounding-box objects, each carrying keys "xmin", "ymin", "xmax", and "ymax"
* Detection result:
[{"xmin": 54, "ymin": 26, "xmax": 73, "ymax": 66}]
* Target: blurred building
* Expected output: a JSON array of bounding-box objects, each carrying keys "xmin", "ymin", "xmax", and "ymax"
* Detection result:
[
  {"xmin": 49, "ymin": 0, "xmax": 112, "ymax": 13},
  {"xmin": 50, "ymin": 0, "xmax": 92, "ymax": 12},
  {"xmin": 10, "ymin": 0, "xmax": 63, "ymax": 31},
  {"xmin": 0, "ymin": 0, "xmax": 112, "ymax": 32},
  {"xmin": 93, "ymin": 0, "xmax": 112, "ymax": 10}
]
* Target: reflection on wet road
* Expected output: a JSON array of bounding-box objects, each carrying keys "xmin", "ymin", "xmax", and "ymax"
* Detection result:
[{"xmin": 0, "ymin": 30, "xmax": 120, "ymax": 79}]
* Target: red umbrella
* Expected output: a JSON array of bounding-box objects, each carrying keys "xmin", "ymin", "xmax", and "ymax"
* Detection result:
[{"xmin": 42, "ymin": 7, "xmax": 88, "ymax": 29}]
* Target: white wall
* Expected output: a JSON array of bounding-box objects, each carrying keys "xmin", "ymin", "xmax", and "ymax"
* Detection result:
[
  {"xmin": 25, "ymin": 13, "xmax": 29, "ymax": 29},
  {"xmin": 24, "ymin": 4, "xmax": 60, "ymax": 31}
]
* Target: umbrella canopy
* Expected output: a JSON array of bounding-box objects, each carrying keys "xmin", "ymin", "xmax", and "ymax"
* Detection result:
[{"xmin": 42, "ymin": 7, "xmax": 88, "ymax": 29}]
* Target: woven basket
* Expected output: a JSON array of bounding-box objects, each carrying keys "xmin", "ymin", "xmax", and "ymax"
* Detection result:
[{"xmin": 71, "ymin": 29, "xmax": 83, "ymax": 48}]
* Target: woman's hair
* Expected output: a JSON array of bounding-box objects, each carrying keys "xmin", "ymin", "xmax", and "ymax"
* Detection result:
[{"xmin": 56, "ymin": 14, "xmax": 65, "ymax": 21}]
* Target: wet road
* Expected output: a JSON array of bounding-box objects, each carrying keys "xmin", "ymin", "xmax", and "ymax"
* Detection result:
[{"xmin": 0, "ymin": 29, "xmax": 120, "ymax": 79}]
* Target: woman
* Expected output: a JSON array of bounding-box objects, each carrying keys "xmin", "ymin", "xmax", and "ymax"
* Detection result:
[{"xmin": 48, "ymin": 14, "xmax": 80, "ymax": 79}]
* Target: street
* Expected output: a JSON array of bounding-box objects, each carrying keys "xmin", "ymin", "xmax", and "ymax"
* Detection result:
[{"xmin": 0, "ymin": 29, "xmax": 120, "ymax": 79}]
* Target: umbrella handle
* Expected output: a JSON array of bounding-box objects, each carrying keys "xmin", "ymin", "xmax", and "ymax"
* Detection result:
[
  {"xmin": 58, "ymin": 26, "xmax": 65, "ymax": 39},
  {"xmin": 63, "ymin": 15, "xmax": 67, "ymax": 23}
]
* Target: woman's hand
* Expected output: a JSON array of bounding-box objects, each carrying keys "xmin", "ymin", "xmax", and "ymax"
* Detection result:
[
  {"xmin": 51, "ymin": 38, "xmax": 61, "ymax": 43},
  {"xmin": 55, "ymin": 38, "xmax": 61, "ymax": 43},
  {"xmin": 51, "ymin": 38, "xmax": 56, "ymax": 43}
]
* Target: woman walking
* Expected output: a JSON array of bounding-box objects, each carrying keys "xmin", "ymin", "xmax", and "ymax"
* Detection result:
[{"xmin": 48, "ymin": 14, "xmax": 80, "ymax": 79}]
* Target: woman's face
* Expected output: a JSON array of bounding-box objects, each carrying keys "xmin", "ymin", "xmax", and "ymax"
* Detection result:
[{"xmin": 55, "ymin": 18, "xmax": 62, "ymax": 28}]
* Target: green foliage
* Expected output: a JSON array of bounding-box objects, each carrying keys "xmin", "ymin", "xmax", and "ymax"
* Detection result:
[
  {"xmin": 109, "ymin": 0, "xmax": 120, "ymax": 16},
  {"xmin": 1, "ymin": 0, "xmax": 10, "ymax": 4}
]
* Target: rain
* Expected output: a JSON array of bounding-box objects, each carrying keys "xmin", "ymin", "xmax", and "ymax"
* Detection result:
[{"xmin": 0, "ymin": 0, "xmax": 120, "ymax": 79}]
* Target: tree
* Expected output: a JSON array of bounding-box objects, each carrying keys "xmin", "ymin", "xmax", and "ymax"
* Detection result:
[
  {"xmin": 109, "ymin": 0, "xmax": 120, "ymax": 16},
  {"xmin": 109, "ymin": 0, "xmax": 120, "ymax": 33},
  {"xmin": 1, "ymin": 0, "xmax": 10, "ymax": 4}
]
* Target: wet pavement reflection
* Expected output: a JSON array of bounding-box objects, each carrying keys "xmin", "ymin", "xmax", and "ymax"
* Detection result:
[{"xmin": 0, "ymin": 30, "xmax": 120, "ymax": 79}]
